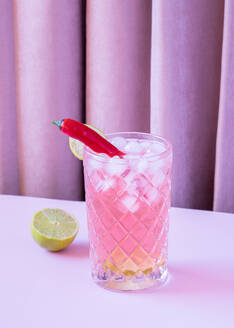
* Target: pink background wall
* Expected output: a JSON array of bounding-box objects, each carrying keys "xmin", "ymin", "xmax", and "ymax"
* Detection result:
[{"xmin": 0, "ymin": 0, "xmax": 233, "ymax": 212}]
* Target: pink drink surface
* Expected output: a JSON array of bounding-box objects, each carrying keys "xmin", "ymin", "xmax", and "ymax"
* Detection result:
[{"xmin": 84, "ymin": 136, "xmax": 172, "ymax": 280}]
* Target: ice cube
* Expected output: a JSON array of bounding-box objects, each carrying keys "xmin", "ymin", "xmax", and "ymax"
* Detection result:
[
  {"xmin": 150, "ymin": 143, "xmax": 165, "ymax": 155},
  {"xmin": 140, "ymin": 141, "xmax": 152, "ymax": 152},
  {"xmin": 151, "ymin": 169, "xmax": 166, "ymax": 186},
  {"xmin": 122, "ymin": 153, "xmax": 137, "ymax": 161},
  {"xmin": 144, "ymin": 186, "xmax": 160, "ymax": 203},
  {"xmin": 101, "ymin": 153, "xmax": 110, "ymax": 160},
  {"xmin": 124, "ymin": 140, "xmax": 143, "ymax": 154},
  {"xmin": 111, "ymin": 137, "xmax": 127, "ymax": 150},
  {"xmin": 134, "ymin": 174, "xmax": 151, "ymax": 193},
  {"xmin": 88, "ymin": 158, "xmax": 102, "ymax": 174},
  {"xmin": 130, "ymin": 179, "xmax": 140, "ymax": 196},
  {"xmin": 121, "ymin": 194, "xmax": 139, "ymax": 213},
  {"xmin": 99, "ymin": 178, "xmax": 116, "ymax": 192},
  {"xmin": 148, "ymin": 159, "xmax": 164, "ymax": 174},
  {"xmin": 122, "ymin": 169, "xmax": 136, "ymax": 185},
  {"xmin": 137, "ymin": 158, "xmax": 148, "ymax": 173},
  {"xmin": 104, "ymin": 156, "xmax": 126, "ymax": 176},
  {"xmin": 89, "ymin": 170, "xmax": 105, "ymax": 192}
]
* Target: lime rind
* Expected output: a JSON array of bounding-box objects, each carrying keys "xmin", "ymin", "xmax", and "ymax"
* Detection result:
[
  {"xmin": 69, "ymin": 124, "xmax": 106, "ymax": 160},
  {"xmin": 31, "ymin": 208, "xmax": 79, "ymax": 252}
]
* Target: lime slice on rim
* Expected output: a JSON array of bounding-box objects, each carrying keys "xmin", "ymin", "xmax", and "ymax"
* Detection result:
[
  {"xmin": 69, "ymin": 124, "xmax": 106, "ymax": 160},
  {"xmin": 31, "ymin": 208, "xmax": 79, "ymax": 251}
]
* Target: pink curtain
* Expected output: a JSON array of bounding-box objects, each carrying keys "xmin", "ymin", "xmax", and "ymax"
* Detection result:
[{"xmin": 0, "ymin": 0, "xmax": 233, "ymax": 213}]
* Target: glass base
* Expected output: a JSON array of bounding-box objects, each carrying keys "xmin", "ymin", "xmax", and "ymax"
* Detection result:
[{"xmin": 92, "ymin": 265, "xmax": 168, "ymax": 291}]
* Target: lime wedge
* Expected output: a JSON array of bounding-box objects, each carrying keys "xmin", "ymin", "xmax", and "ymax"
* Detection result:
[
  {"xmin": 69, "ymin": 124, "xmax": 106, "ymax": 160},
  {"xmin": 31, "ymin": 208, "xmax": 79, "ymax": 251}
]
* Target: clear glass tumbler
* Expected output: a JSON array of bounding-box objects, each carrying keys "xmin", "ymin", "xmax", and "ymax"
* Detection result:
[{"xmin": 83, "ymin": 132, "xmax": 172, "ymax": 290}]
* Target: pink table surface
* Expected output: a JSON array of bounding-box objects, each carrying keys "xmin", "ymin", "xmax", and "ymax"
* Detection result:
[{"xmin": 0, "ymin": 195, "xmax": 234, "ymax": 328}]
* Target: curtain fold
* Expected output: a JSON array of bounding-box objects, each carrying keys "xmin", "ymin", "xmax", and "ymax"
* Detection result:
[
  {"xmin": 0, "ymin": 0, "xmax": 233, "ymax": 212},
  {"xmin": 0, "ymin": 0, "xmax": 19, "ymax": 195},
  {"xmin": 86, "ymin": 0, "xmax": 152, "ymax": 133},
  {"xmin": 214, "ymin": 0, "xmax": 234, "ymax": 212},
  {"xmin": 151, "ymin": 0, "xmax": 224, "ymax": 210},
  {"xmin": 13, "ymin": 0, "xmax": 85, "ymax": 200}
]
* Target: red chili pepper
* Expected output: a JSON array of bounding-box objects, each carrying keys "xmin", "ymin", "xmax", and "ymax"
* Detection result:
[{"xmin": 53, "ymin": 119, "xmax": 125, "ymax": 158}]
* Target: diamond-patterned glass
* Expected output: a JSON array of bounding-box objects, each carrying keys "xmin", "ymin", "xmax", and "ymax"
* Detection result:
[{"xmin": 83, "ymin": 133, "xmax": 172, "ymax": 290}]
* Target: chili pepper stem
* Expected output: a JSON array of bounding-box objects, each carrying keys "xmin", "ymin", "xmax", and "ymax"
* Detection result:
[{"xmin": 52, "ymin": 120, "xmax": 63, "ymax": 129}]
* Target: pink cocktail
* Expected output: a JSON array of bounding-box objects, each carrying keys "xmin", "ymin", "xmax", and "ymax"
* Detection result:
[{"xmin": 83, "ymin": 132, "xmax": 172, "ymax": 290}]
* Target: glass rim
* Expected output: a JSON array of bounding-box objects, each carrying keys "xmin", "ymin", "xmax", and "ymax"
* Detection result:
[{"xmin": 83, "ymin": 131, "xmax": 172, "ymax": 162}]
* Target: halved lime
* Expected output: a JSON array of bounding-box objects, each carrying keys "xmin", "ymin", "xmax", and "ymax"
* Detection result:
[
  {"xmin": 31, "ymin": 208, "xmax": 79, "ymax": 251},
  {"xmin": 69, "ymin": 124, "xmax": 106, "ymax": 160}
]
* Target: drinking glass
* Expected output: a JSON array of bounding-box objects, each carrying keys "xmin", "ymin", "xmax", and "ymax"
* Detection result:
[{"xmin": 83, "ymin": 132, "xmax": 172, "ymax": 290}]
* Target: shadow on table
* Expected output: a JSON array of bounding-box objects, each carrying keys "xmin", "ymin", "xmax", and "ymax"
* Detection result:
[
  {"xmin": 134, "ymin": 263, "xmax": 234, "ymax": 296},
  {"xmin": 54, "ymin": 242, "xmax": 89, "ymax": 259}
]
